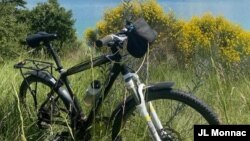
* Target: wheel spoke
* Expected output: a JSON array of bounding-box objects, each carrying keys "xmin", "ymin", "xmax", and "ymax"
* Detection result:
[
  {"xmin": 167, "ymin": 102, "xmax": 186, "ymax": 127},
  {"xmin": 19, "ymin": 76, "xmax": 70, "ymax": 140}
]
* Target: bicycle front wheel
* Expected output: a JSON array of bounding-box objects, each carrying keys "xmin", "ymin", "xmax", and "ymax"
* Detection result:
[{"xmin": 112, "ymin": 89, "xmax": 220, "ymax": 141}]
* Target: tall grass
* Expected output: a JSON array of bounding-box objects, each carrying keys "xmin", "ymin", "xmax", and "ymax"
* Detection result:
[{"xmin": 0, "ymin": 53, "xmax": 250, "ymax": 140}]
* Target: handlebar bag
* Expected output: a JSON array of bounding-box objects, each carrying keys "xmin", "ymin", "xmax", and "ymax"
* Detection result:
[{"xmin": 127, "ymin": 18, "xmax": 157, "ymax": 58}]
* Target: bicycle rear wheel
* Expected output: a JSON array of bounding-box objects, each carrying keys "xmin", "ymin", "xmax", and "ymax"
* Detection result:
[
  {"xmin": 112, "ymin": 89, "xmax": 220, "ymax": 141},
  {"xmin": 19, "ymin": 75, "xmax": 67, "ymax": 140}
]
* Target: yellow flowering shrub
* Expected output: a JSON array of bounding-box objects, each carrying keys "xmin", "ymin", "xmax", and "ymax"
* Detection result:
[
  {"xmin": 84, "ymin": 0, "xmax": 250, "ymax": 65},
  {"xmin": 177, "ymin": 13, "xmax": 250, "ymax": 64},
  {"xmin": 84, "ymin": 0, "xmax": 181, "ymax": 47},
  {"xmin": 84, "ymin": 28, "xmax": 97, "ymax": 45},
  {"xmin": 238, "ymin": 31, "xmax": 250, "ymax": 56},
  {"xmin": 177, "ymin": 19, "xmax": 205, "ymax": 61},
  {"xmin": 220, "ymin": 47, "xmax": 241, "ymax": 63}
]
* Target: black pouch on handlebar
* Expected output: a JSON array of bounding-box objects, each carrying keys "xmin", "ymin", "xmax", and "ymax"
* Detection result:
[{"xmin": 127, "ymin": 18, "xmax": 157, "ymax": 58}]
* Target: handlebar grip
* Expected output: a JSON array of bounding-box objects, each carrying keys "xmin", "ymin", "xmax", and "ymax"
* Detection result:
[{"xmin": 95, "ymin": 35, "xmax": 114, "ymax": 47}]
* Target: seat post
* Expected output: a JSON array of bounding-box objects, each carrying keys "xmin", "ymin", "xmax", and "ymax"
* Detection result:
[{"xmin": 45, "ymin": 42, "xmax": 63, "ymax": 71}]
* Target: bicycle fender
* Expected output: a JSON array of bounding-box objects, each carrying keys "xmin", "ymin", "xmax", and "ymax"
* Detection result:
[
  {"xmin": 25, "ymin": 70, "xmax": 76, "ymax": 110},
  {"xmin": 147, "ymin": 82, "xmax": 174, "ymax": 91},
  {"xmin": 25, "ymin": 70, "xmax": 57, "ymax": 86}
]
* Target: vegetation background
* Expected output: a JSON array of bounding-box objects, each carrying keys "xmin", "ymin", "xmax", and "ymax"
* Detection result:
[{"xmin": 1, "ymin": 0, "xmax": 250, "ymax": 140}]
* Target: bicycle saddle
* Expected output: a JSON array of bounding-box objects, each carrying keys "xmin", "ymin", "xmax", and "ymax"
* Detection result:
[{"xmin": 26, "ymin": 32, "xmax": 57, "ymax": 48}]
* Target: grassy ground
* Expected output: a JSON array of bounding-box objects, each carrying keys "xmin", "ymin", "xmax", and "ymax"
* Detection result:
[{"xmin": 0, "ymin": 54, "xmax": 250, "ymax": 140}]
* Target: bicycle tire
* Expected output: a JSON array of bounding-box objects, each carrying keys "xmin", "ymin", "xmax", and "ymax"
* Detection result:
[
  {"xmin": 19, "ymin": 75, "xmax": 67, "ymax": 141},
  {"xmin": 112, "ymin": 88, "xmax": 220, "ymax": 141}
]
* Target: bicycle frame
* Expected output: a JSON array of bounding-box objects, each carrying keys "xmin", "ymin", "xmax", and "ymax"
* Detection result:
[
  {"xmin": 42, "ymin": 43, "xmax": 136, "ymax": 132},
  {"xmin": 63, "ymin": 58, "xmax": 126, "ymax": 129},
  {"xmin": 59, "ymin": 55, "xmax": 163, "ymax": 140}
]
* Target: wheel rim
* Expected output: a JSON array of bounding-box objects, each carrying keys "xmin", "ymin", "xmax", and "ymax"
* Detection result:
[
  {"xmin": 21, "ymin": 80, "xmax": 53, "ymax": 123},
  {"xmin": 20, "ymin": 79, "xmax": 68, "ymax": 140}
]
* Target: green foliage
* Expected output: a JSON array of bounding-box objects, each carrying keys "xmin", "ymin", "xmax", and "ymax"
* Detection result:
[
  {"xmin": 28, "ymin": 0, "xmax": 77, "ymax": 49},
  {"xmin": 0, "ymin": 0, "xmax": 26, "ymax": 7},
  {"xmin": 0, "ymin": 2, "xmax": 29, "ymax": 61},
  {"xmin": 0, "ymin": 0, "xmax": 78, "ymax": 61}
]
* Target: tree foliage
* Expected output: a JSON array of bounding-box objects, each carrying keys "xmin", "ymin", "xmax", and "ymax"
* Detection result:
[
  {"xmin": 0, "ymin": 1, "xmax": 28, "ymax": 61},
  {"xmin": 0, "ymin": 0, "xmax": 26, "ymax": 7},
  {"xmin": 0, "ymin": 0, "xmax": 77, "ymax": 61},
  {"xmin": 28, "ymin": 0, "xmax": 76, "ymax": 49}
]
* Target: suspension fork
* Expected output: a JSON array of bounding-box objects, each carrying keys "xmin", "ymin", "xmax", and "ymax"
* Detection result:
[
  {"xmin": 123, "ymin": 72, "xmax": 162, "ymax": 141},
  {"xmin": 137, "ymin": 84, "xmax": 162, "ymax": 141},
  {"xmin": 148, "ymin": 102, "xmax": 164, "ymax": 131}
]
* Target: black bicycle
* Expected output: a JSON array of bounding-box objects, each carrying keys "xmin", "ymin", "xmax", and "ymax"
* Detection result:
[{"xmin": 14, "ymin": 19, "xmax": 220, "ymax": 141}]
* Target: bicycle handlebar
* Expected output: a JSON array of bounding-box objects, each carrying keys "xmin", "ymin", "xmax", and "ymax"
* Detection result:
[
  {"xmin": 95, "ymin": 34, "xmax": 115, "ymax": 47},
  {"xmin": 95, "ymin": 33, "xmax": 128, "ymax": 48}
]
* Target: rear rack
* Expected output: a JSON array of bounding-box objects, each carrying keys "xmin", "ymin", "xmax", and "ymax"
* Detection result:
[{"xmin": 14, "ymin": 59, "xmax": 54, "ymax": 77}]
